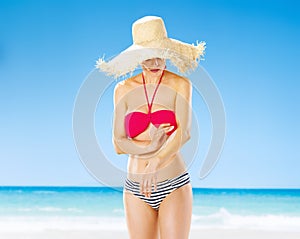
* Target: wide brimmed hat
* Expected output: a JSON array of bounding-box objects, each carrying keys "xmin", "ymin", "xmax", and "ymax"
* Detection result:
[{"xmin": 96, "ymin": 16, "xmax": 206, "ymax": 78}]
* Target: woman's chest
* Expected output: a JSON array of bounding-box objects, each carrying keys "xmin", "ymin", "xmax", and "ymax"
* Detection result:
[{"xmin": 125, "ymin": 84, "xmax": 177, "ymax": 113}]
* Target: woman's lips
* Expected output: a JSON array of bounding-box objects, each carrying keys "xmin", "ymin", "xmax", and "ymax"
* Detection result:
[{"xmin": 150, "ymin": 69, "xmax": 160, "ymax": 73}]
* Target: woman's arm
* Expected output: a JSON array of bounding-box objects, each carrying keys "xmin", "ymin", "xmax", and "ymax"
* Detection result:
[
  {"xmin": 139, "ymin": 76, "xmax": 192, "ymax": 197},
  {"xmin": 112, "ymin": 82, "xmax": 166, "ymax": 156},
  {"xmin": 154, "ymin": 76, "xmax": 192, "ymax": 165}
]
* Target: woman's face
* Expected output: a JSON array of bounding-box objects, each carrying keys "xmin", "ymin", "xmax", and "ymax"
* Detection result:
[{"xmin": 141, "ymin": 58, "xmax": 166, "ymax": 74}]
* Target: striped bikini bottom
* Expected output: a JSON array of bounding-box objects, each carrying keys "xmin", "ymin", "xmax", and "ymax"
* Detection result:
[{"xmin": 124, "ymin": 172, "xmax": 190, "ymax": 210}]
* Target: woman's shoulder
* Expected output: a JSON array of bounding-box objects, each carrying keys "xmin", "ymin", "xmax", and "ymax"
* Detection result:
[
  {"xmin": 164, "ymin": 70, "xmax": 191, "ymax": 89},
  {"xmin": 117, "ymin": 74, "xmax": 140, "ymax": 87},
  {"xmin": 114, "ymin": 74, "xmax": 140, "ymax": 95}
]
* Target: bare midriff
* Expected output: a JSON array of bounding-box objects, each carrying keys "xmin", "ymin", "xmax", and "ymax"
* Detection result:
[{"xmin": 126, "ymin": 127, "xmax": 187, "ymax": 183}]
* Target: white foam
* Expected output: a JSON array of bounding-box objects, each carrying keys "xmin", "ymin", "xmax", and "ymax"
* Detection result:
[
  {"xmin": 192, "ymin": 208, "xmax": 300, "ymax": 231},
  {"xmin": 1, "ymin": 208, "xmax": 300, "ymax": 232},
  {"xmin": 15, "ymin": 207, "xmax": 83, "ymax": 213},
  {"xmin": 112, "ymin": 208, "xmax": 124, "ymax": 214},
  {"xmin": 17, "ymin": 208, "xmax": 33, "ymax": 212},
  {"xmin": 0, "ymin": 216, "xmax": 127, "ymax": 232},
  {"xmin": 37, "ymin": 207, "xmax": 63, "ymax": 212},
  {"xmin": 33, "ymin": 191, "xmax": 57, "ymax": 194}
]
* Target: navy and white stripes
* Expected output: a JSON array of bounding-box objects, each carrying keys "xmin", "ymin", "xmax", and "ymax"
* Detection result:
[{"xmin": 124, "ymin": 172, "xmax": 190, "ymax": 210}]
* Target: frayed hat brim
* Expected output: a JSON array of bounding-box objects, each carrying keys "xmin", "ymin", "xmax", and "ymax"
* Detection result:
[{"xmin": 96, "ymin": 39, "xmax": 206, "ymax": 78}]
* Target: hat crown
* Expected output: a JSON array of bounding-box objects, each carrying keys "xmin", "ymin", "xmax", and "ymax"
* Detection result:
[{"xmin": 132, "ymin": 16, "xmax": 167, "ymax": 44}]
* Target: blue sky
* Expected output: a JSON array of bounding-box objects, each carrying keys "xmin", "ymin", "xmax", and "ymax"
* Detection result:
[{"xmin": 0, "ymin": 0, "xmax": 299, "ymax": 188}]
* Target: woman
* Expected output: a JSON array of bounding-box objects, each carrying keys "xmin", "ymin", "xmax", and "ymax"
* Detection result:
[{"xmin": 97, "ymin": 16, "xmax": 205, "ymax": 239}]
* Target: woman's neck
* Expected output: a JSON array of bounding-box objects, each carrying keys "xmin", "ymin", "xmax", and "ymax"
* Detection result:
[{"xmin": 142, "ymin": 70, "xmax": 164, "ymax": 84}]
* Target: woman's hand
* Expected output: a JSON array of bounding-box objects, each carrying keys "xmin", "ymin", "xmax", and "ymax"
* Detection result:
[
  {"xmin": 140, "ymin": 124, "xmax": 175, "ymax": 196},
  {"xmin": 137, "ymin": 124, "xmax": 174, "ymax": 159},
  {"xmin": 149, "ymin": 124, "xmax": 174, "ymax": 152},
  {"xmin": 140, "ymin": 157, "xmax": 160, "ymax": 198}
]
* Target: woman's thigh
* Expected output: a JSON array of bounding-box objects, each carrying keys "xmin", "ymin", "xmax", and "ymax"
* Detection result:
[
  {"xmin": 123, "ymin": 191, "xmax": 159, "ymax": 239},
  {"xmin": 158, "ymin": 183, "xmax": 193, "ymax": 239}
]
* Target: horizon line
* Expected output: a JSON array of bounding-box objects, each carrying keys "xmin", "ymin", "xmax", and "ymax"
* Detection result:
[{"xmin": 0, "ymin": 185, "xmax": 299, "ymax": 190}]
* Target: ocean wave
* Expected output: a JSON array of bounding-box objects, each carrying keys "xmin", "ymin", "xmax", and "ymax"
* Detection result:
[
  {"xmin": 36, "ymin": 207, "xmax": 83, "ymax": 213},
  {"xmin": 17, "ymin": 208, "xmax": 33, "ymax": 212},
  {"xmin": 33, "ymin": 191, "xmax": 57, "ymax": 194},
  {"xmin": 0, "ymin": 216, "xmax": 127, "ymax": 232},
  {"xmin": 0, "ymin": 211, "xmax": 300, "ymax": 232},
  {"xmin": 113, "ymin": 208, "xmax": 124, "ymax": 214},
  {"xmin": 38, "ymin": 207, "xmax": 63, "ymax": 212},
  {"xmin": 66, "ymin": 208, "xmax": 83, "ymax": 213},
  {"xmin": 14, "ymin": 207, "xmax": 83, "ymax": 214},
  {"xmin": 192, "ymin": 208, "xmax": 300, "ymax": 231}
]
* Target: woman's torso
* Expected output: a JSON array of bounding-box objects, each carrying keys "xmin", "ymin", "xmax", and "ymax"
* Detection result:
[{"xmin": 121, "ymin": 71, "xmax": 188, "ymax": 182}]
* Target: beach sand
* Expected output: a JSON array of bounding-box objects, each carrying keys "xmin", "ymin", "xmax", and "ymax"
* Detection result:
[{"xmin": 1, "ymin": 228, "xmax": 300, "ymax": 239}]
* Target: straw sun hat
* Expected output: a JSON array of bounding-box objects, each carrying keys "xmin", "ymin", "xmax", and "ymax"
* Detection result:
[{"xmin": 96, "ymin": 16, "xmax": 206, "ymax": 78}]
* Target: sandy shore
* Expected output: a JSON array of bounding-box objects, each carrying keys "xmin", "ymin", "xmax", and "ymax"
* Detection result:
[{"xmin": 1, "ymin": 228, "xmax": 300, "ymax": 239}]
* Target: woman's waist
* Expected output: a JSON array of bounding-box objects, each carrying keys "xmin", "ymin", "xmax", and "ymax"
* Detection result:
[{"xmin": 127, "ymin": 154, "xmax": 187, "ymax": 182}]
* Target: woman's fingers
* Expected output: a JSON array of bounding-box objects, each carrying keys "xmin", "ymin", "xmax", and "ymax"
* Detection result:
[
  {"xmin": 158, "ymin": 123, "xmax": 170, "ymax": 130},
  {"xmin": 141, "ymin": 177, "xmax": 148, "ymax": 196},
  {"xmin": 140, "ymin": 174, "xmax": 157, "ymax": 197},
  {"xmin": 152, "ymin": 174, "xmax": 157, "ymax": 192},
  {"xmin": 140, "ymin": 179, "xmax": 144, "ymax": 194},
  {"xmin": 146, "ymin": 178, "xmax": 151, "ymax": 197},
  {"xmin": 165, "ymin": 125, "xmax": 174, "ymax": 133},
  {"xmin": 152, "ymin": 124, "xmax": 173, "ymax": 142},
  {"xmin": 158, "ymin": 123, "xmax": 174, "ymax": 134}
]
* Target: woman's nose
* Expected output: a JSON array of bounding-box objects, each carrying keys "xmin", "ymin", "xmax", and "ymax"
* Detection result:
[{"xmin": 154, "ymin": 58, "xmax": 159, "ymax": 66}]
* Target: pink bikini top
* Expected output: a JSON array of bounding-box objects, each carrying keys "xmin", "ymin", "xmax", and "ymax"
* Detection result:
[{"xmin": 124, "ymin": 71, "xmax": 178, "ymax": 138}]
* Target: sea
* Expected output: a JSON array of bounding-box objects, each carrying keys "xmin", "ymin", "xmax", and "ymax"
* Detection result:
[{"xmin": 0, "ymin": 186, "xmax": 300, "ymax": 232}]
